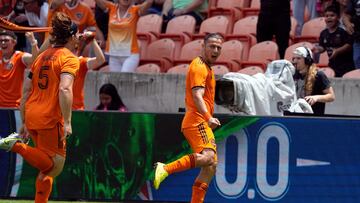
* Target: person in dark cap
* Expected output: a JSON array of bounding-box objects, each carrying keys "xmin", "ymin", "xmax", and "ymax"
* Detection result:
[{"xmin": 0, "ymin": 29, "xmax": 38, "ymax": 108}]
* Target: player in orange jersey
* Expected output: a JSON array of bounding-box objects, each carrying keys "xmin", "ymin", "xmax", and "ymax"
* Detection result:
[
  {"xmin": 0, "ymin": 12, "xmax": 80, "ymax": 203},
  {"xmin": 95, "ymin": 0, "xmax": 153, "ymax": 72},
  {"xmin": 154, "ymin": 33, "xmax": 223, "ymax": 203},
  {"xmin": 0, "ymin": 30, "xmax": 38, "ymax": 108}
]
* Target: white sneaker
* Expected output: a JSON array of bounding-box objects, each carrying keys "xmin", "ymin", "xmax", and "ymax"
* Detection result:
[{"xmin": 0, "ymin": 133, "xmax": 23, "ymax": 151}]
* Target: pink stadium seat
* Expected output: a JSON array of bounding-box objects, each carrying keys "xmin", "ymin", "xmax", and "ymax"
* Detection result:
[
  {"xmin": 208, "ymin": 0, "xmax": 250, "ymax": 27},
  {"xmin": 284, "ymin": 41, "xmax": 313, "ymax": 61},
  {"xmin": 217, "ymin": 40, "xmax": 244, "ymax": 71},
  {"xmin": 167, "ymin": 64, "xmax": 189, "ymax": 74},
  {"xmin": 137, "ymin": 14, "xmax": 163, "ymax": 59},
  {"xmin": 238, "ymin": 66, "xmax": 264, "ymax": 75},
  {"xmin": 294, "ymin": 17, "xmax": 326, "ymax": 43},
  {"xmin": 174, "ymin": 39, "xmax": 203, "ymax": 65},
  {"xmin": 318, "ymin": 52, "xmax": 329, "ymax": 67},
  {"xmin": 140, "ymin": 38, "xmax": 176, "ymax": 72},
  {"xmin": 135, "ymin": 64, "xmax": 161, "ymax": 73},
  {"xmin": 342, "ymin": 69, "xmax": 360, "ymax": 78},
  {"xmin": 242, "ymin": 0, "xmax": 260, "ymax": 17},
  {"xmin": 240, "ymin": 41, "xmax": 279, "ymax": 71},
  {"xmin": 318, "ymin": 67, "xmax": 335, "ymax": 78},
  {"xmin": 159, "ymin": 15, "xmax": 196, "ymax": 59},
  {"xmin": 212, "ymin": 65, "xmax": 230, "ymax": 75},
  {"xmin": 81, "ymin": 0, "xmax": 95, "ymax": 9},
  {"xmin": 192, "ymin": 15, "xmax": 231, "ymax": 40}
]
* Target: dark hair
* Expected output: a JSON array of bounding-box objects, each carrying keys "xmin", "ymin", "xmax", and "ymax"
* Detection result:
[
  {"xmin": 325, "ymin": 4, "xmax": 340, "ymax": 16},
  {"xmin": 0, "ymin": 29, "xmax": 17, "ymax": 40},
  {"xmin": 49, "ymin": 12, "xmax": 78, "ymax": 45},
  {"xmin": 96, "ymin": 83, "xmax": 126, "ymax": 110},
  {"xmin": 204, "ymin": 32, "xmax": 224, "ymax": 44}
]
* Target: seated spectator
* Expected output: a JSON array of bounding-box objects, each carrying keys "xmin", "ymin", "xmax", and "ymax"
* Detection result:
[
  {"xmin": 292, "ymin": 46, "xmax": 335, "ymax": 115},
  {"xmin": 136, "ymin": 0, "xmax": 165, "ymax": 15},
  {"xmin": 161, "ymin": 0, "xmax": 207, "ymax": 30},
  {"xmin": 313, "ymin": 4, "xmax": 354, "ymax": 77},
  {"xmin": 0, "ymin": 30, "xmax": 38, "ymax": 108},
  {"xmin": 95, "ymin": 0, "xmax": 153, "ymax": 72},
  {"xmin": 96, "ymin": 83, "xmax": 127, "ymax": 111}
]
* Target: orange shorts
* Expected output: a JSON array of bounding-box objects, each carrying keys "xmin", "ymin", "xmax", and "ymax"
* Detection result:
[
  {"xmin": 182, "ymin": 122, "xmax": 217, "ymax": 154},
  {"xmin": 28, "ymin": 123, "xmax": 66, "ymax": 157}
]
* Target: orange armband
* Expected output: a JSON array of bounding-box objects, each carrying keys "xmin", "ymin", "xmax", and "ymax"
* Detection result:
[{"xmin": 203, "ymin": 112, "xmax": 212, "ymax": 121}]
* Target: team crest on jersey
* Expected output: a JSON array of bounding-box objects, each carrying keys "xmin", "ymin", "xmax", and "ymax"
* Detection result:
[{"xmin": 75, "ymin": 13, "xmax": 83, "ymax": 19}]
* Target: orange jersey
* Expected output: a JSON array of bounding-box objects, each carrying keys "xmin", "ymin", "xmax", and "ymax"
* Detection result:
[
  {"xmin": 47, "ymin": 0, "xmax": 66, "ymax": 27},
  {"xmin": 25, "ymin": 47, "xmax": 79, "ymax": 130},
  {"xmin": 105, "ymin": 3, "xmax": 140, "ymax": 55},
  {"xmin": 63, "ymin": 2, "xmax": 96, "ymax": 32},
  {"xmin": 0, "ymin": 51, "xmax": 27, "ymax": 108},
  {"xmin": 182, "ymin": 57, "xmax": 215, "ymax": 129},
  {"xmin": 72, "ymin": 56, "xmax": 88, "ymax": 110}
]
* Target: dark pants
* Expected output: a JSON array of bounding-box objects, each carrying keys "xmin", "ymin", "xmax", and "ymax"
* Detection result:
[
  {"xmin": 162, "ymin": 8, "xmax": 204, "ymax": 32},
  {"xmin": 256, "ymin": 14, "xmax": 291, "ymax": 59}
]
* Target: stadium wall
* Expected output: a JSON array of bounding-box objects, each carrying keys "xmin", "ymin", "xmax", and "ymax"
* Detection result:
[
  {"xmin": 84, "ymin": 72, "xmax": 360, "ymax": 116},
  {"xmin": 1, "ymin": 109, "xmax": 360, "ymax": 202}
]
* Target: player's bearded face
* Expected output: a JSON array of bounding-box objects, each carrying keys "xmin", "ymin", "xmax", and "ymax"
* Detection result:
[{"xmin": 204, "ymin": 38, "xmax": 222, "ymax": 64}]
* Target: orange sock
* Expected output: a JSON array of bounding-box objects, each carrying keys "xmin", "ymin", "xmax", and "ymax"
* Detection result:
[
  {"xmin": 164, "ymin": 154, "xmax": 196, "ymax": 174},
  {"xmin": 191, "ymin": 180, "xmax": 208, "ymax": 203},
  {"xmin": 12, "ymin": 143, "xmax": 53, "ymax": 173},
  {"xmin": 35, "ymin": 175, "xmax": 53, "ymax": 203}
]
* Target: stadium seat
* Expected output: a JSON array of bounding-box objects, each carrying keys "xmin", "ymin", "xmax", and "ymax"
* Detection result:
[
  {"xmin": 174, "ymin": 39, "xmax": 203, "ymax": 65},
  {"xmin": 137, "ymin": 14, "xmax": 163, "ymax": 59},
  {"xmin": 140, "ymin": 38, "xmax": 176, "ymax": 72},
  {"xmin": 159, "ymin": 15, "xmax": 196, "ymax": 59},
  {"xmin": 238, "ymin": 65, "xmax": 264, "ymax": 75},
  {"xmin": 135, "ymin": 63, "xmax": 161, "ymax": 73},
  {"xmin": 240, "ymin": 41, "xmax": 279, "ymax": 70},
  {"xmin": 242, "ymin": 0, "xmax": 260, "ymax": 17},
  {"xmin": 284, "ymin": 41, "xmax": 313, "ymax": 61},
  {"xmin": 212, "ymin": 64, "xmax": 230, "ymax": 75},
  {"xmin": 208, "ymin": 0, "xmax": 250, "ymax": 28},
  {"xmin": 192, "ymin": 15, "xmax": 231, "ymax": 40},
  {"xmin": 167, "ymin": 64, "xmax": 189, "ymax": 74},
  {"xmin": 318, "ymin": 67, "xmax": 335, "ymax": 78},
  {"xmin": 216, "ymin": 40, "xmax": 244, "ymax": 71},
  {"xmin": 294, "ymin": 17, "xmax": 326, "ymax": 43},
  {"xmin": 342, "ymin": 69, "xmax": 360, "ymax": 79},
  {"xmin": 318, "ymin": 52, "xmax": 329, "ymax": 67}
]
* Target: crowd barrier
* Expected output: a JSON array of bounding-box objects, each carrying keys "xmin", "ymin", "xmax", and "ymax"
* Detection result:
[
  {"xmin": 84, "ymin": 72, "xmax": 360, "ymax": 116},
  {"xmin": 1, "ymin": 109, "xmax": 360, "ymax": 202}
]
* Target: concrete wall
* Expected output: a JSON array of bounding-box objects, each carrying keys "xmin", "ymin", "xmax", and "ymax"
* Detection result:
[{"xmin": 84, "ymin": 72, "xmax": 360, "ymax": 116}]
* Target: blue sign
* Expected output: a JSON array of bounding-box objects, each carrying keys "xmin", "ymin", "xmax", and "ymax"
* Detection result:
[{"xmin": 151, "ymin": 117, "xmax": 360, "ymax": 203}]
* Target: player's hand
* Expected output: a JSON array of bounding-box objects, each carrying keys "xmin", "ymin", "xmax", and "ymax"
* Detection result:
[
  {"xmin": 62, "ymin": 121, "xmax": 72, "ymax": 141},
  {"xmin": 208, "ymin": 117, "xmax": 221, "ymax": 129},
  {"xmin": 19, "ymin": 124, "xmax": 30, "ymax": 143}
]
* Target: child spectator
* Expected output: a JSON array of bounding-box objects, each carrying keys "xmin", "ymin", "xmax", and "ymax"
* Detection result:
[
  {"xmin": 313, "ymin": 4, "xmax": 354, "ymax": 77},
  {"xmin": 96, "ymin": 83, "xmax": 127, "ymax": 111}
]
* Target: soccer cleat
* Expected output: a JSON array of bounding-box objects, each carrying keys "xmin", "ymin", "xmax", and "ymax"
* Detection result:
[
  {"xmin": 153, "ymin": 162, "xmax": 169, "ymax": 190},
  {"xmin": 0, "ymin": 133, "xmax": 23, "ymax": 151}
]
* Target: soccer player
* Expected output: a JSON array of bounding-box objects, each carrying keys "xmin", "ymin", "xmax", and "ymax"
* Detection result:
[
  {"xmin": 154, "ymin": 33, "xmax": 223, "ymax": 203},
  {"xmin": 0, "ymin": 12, "xmax": 80, "ymax": 203},
  {"xmin": 0, "ymin": 30, "xmax": 38, "ymax": 108}
]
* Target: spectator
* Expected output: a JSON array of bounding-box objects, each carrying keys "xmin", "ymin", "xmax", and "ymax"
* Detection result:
[
  {"xmin": 95, "ymin": 0, "xmax": 113, "ymax": 40},
  {"xmin": 0, "ymin": 30, "xmax": 37, "ymax": 108},
  {"xmin": 336, "ymin": 0, "xmax": 349, "ymax": 27},
  {"xmin": 343, "ymin": 0, "xmax": 360, "ymax": 69},
  {"xmin": 22, "ymin": 0, "xmax": 49, "ymax": 44},
  {"xmin": 313, "ymin": 4, "xmax": 354, "ymax": 77},
  {"xmin": 161, "ymin": 0, "xmax": 207, "ymax": 31},
  {"xmin": 292, "ymin": 46, "xmax": 335, "ymax": 115},
  {"xmin": 96, "ymin": 83, "xmax": 127, "ymax": 111},
  {"xmin": 7, "ymin": 0, "xmax": 29, "ymax": 51},
  {"xmin": 49, "ymin": 0, "xmax": 105, "ymax": 55},
  {"xmin": 293, "ymin": 0, "xmax": 319, "ymax": 36},
  {"xmin": 256, "ymin": 0, "xmax": 291, "ymax": 58},
  {"xmin": 95, "ymin": 0, "xmax": 153, "ymax": 72},
  {"xmin": 0, "ymin": 0, "xmax": 16, "ymax": 18}
]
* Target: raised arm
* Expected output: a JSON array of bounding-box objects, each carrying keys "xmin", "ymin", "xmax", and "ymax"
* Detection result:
[
  {"xmin": 22, "ymin": 32, "xmax": 39, "ymax": 66},
  {"xmin": 192, "ymin": 87, "xmax": 220, "ymax": 129},
  {"xmin": 87, "ymin": 38, "xmax": 106, "ymax": 70},
  {"xmin": 95, "ymin": 0, "xmax": 108, "ymax": 12}
]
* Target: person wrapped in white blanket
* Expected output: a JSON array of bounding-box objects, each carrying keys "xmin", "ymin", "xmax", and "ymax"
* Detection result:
[{"xmin": 215, "ymin": 59, "xmax": 313, "ymax": 115}]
